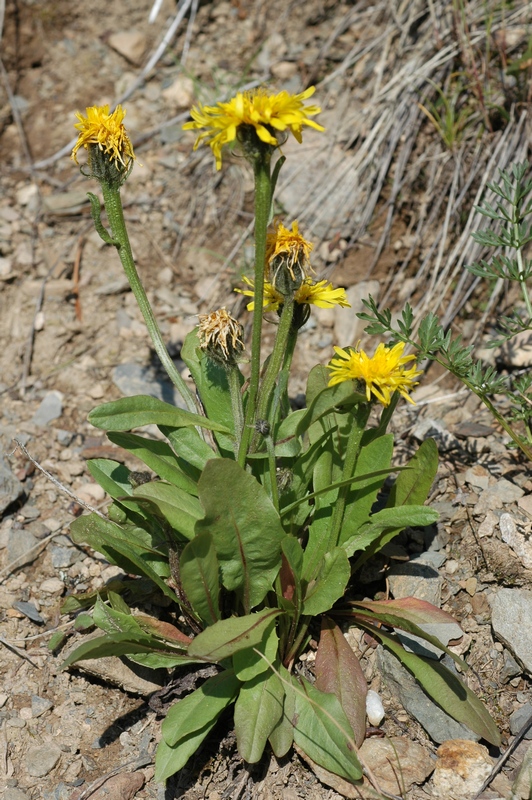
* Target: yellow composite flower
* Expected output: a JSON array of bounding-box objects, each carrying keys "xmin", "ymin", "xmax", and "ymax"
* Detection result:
[
  {"xmin": 327, "ymin": 342, "xmax": 422, "ymax": 406},
  {"xmin": 71, "ymin": 104, "xmax": 135, "ymax": 167},
  {"xmin": 266, "ymin": 220, "xmax": 314, "ymax": 281},
  {"xmin": 183, "ymin": 86, "xmax": 324, "ymax": 169},
  {"xmin": 236, "ymin": 276, "xmax": 350, "ymax": 312}
]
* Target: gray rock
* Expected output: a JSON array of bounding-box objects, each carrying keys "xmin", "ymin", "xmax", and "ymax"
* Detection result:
[
  {"xmin": 25, "ymin": 742, "xmax": 61, "ymax": 777},
  {"xmin": 50, "ymin": 545, "xmax": 80, "ymax": 569},
  {"xmin": 31, "ymin": 695, "xmax": 53, "ymax": 717},
  {"xmin": 7, "ymin": 527, "xmax": 38, "ymax": 567},
  {"xmin": 387, "ymin": 556, "xmax": 443, "ymax": 607},
  {"xmin": 501, "ymin": 650, "xmax": 522, "ymax": 682},
  {"xmin": 32, "ymin": 391, "xmax": 63, "ymax": 426},
  {"xmin": 509, "ymin": 703, "xmax": 532, "ymax": 739},
  {"xmin": 491, "ymin": 589, "xmax": 532, "ymax": 673},
  {"xmin": 411, "ymin": 418, "xmax": 460, "ymax": 452},
  {"xmin": 5, "ymin": 789, "xmax": 30, "ymax": 800},
  {"xmin": 397, "ymin": 620, "xmax": 464, "ymax": 660},
  {"xmin": 473, "ymin": 479, "xmax": 524, "ymax": 515},
  {"xmin": 13, "ymin": 601, "xmax": 44, "ymax": 624},
  {"xmin": 377, "ymin": 646, "xmax": 479, "ymax": 743},
  {"xmin": 112, "ymin": 362, "xmax": 187, "ymax": 408},
  {"xmin": 0, "ymin": 456, "xmax": 24, "ymax": 514}
]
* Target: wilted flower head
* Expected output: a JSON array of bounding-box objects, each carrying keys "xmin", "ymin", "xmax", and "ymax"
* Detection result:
[
  {"xmin": 71, "ymin": 104, "xmax": 135, "ymax": 169},
  {"xmin": 183, "ymin": 87, "xmax": 324, "ymax": 169},
  {"xmin": 266, "ymin": 220, "xmax": 314, "ymax": 294},
  {"xmin": 327, "ymin": 342, "xmax": 422, "ymax": 406},
  {"xmin": 198, "ymin": 308, "xmax": 244, "ymax": 366}
]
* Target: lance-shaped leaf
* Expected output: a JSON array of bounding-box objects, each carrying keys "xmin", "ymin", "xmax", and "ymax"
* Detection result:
[
  {"xmin": 88, "ymin": 394, "xmax": 232, "ymax": 434},
  {"xmin": 196, "ymin": 459, "xmax": 284, "ymax": 611},
  {"xmin": 269, "ymin": 664, "xmax": 295, "ymax": 758},
  {"xmin": 346, "ymin": 505, "xmax": 439, "ymax": 564},
  {"xmin": 301, "ymin": 547, "xmax": 350, "ymax": 616},
  {"xmin": 180, "ymin": 531, "xmax": 221, "ymax": 626},
  {"xmin": 187, "ymin": 608, "xmax": 281, "ymax": 662},
  {"xmin": 386, "ymin": 437, "xmax": 438, "ymax": 508},
  {"xmin": 359, "ymin": 625, "xmax": 501, "ymax": 746},
  {"xmin": 234, "ymin": 669, "xmax": 284, "ymax": 763},
  {"xmin": 106, "ymin": 432, "xmax": 199, "ymax": 495},
  {"xmin": 131, "ymin": 481, "xmax": 202, "ymax": 541},
  {"xmin": 156, "ymin": 669, "xmax": 240, "ymax": 782},
  {"xmin": 315, "ymin": 617, "xmax": 367, "ymax": 747},
  {"xmin": 61, "ymin": 631, "xmax": 198, "ymax": 669},
  {"xmin": 293, "ymin": 676, "xmax": 362, "ymax": 782},
  {"xmin": 86, "ymin": 459, "xmax": 133, "ymax": 499},
  {"xmin": 233, "ymin": 621, "xmax": 278, "ymax": 682}
]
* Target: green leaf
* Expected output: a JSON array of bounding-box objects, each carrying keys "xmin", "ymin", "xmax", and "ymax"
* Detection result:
[
  {"xmin": 161, "ymin": 425, "xmax": 219, "ymax": 474},
  {"xmin": 86, "ymin": 459, "xmax": 133, "ymax": 499},
  {"xmin": 233, "ymin": 621, "xmax": 279, "ymax": 682},
  {"xmin": 196, "ymin": 459, "xmax": 284, "ymax": 611},
  {"xmin": 70, "ymin": 513, "xmax": 178, "ymax": 602},
  {"xmin": 106, "ymin": 432, "xmax": 199, "ymax": 495},
  {"xmin": 61, "ymin": 632, "xmax": 196, "ymax": 669},
  {"xmin": 302, "ymin": 548, "xmax": 350, "ymax": 616},
  {"xmin": 88, "ymin": 394, "xmax": 232, "ymax": 435},
  {"xmin": 363, "ymin": 626, "xmax": 501, "ymax": 746},
  {"xmin": 48, "ymin": 631, "xmax": 68, "ymax": 651},
  {"xmin": 338, "ymin": 433, "xmax": 394, "ymax": 546},
  {"xmin": 293, "ymin": 676, "xmax": 362, "ymax": 782},
  {"xmin": 234, "ymin": 669, "xmax": 284, "ymax": 763},
  {"xmin": 161, "ymin": 669, "xmax": 240, "ymax": 746},
  {"xmin": 156, "ymin": 669, "xmax": 240, "ymax": 783},
  {"xmin": 315, "ymin": 617, "xmax": 367, "ymax": 747},
  {"xmin": 347, "ymin": 505, "xmax": 439, "ymax": 565},
  {"xmin": 295, "ymin": 381, "xmax": 366, "ymax": 438},
  {"xmin": 131, "ymin": 481, "xmax": 203, "ymax": 541},
  {"xmin": 180, "ymin": 532, "xmax": 221, "ymax": 626},
  {"xmin": 387, "ymin": 438, "xmax": 438, "ymax": 508},
  {"xmin": 268, "ymin": 664, "xmax": 295, "ymax": 758},
  {"xmin": 187, "ymin": 609, "xmax": 282, "ymax": 662}
]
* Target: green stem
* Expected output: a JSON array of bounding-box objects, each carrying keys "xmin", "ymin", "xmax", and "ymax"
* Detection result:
[
  {"xmin": 514, "ymin": 232, "xmax": 532, "ymax": 319},
  {"xmin": 265, "ymin": 433, "xmax": 279, "ymax": 511},
  {"xmin": 271, "ymin": 325, "xmax": 298, "ymax": 424},
  {"xmin": 100, "ymin": 184, "xmax": 200, "ymax": 416},
  {"xmin": 227, "ymin": 365, "xmax": 245, "ymax": 458},
  {"xmin": 237, "ymin": 154, "xmax": 272, "ymax": 467},
  {"xmin": 253, "ymin": 296, "xmax": 295, "ymax": 444},
  {"xmin": 327, "ymin": 403, "xmax": 372, "ymax": 550}
]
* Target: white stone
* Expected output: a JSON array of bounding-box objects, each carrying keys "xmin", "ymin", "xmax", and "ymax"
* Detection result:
[
  {"xmin": 39, "ymin": 578, "xmax": 65, "ymax": 594},
  {"xmin": 162, "ymin": 76, "xmax": 195, "ymax": 109},
  {"xmin": 366, "ymin": 689, "xmax": 385, "ymax": 726},
  {"xmin": 108, "ymin": 30, "xmax": 147, "ymax": 66}
]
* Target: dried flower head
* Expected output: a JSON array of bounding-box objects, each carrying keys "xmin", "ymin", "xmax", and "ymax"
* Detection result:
[
  {"xmin": 198, "ymin": 308, "xmax": 244, "ymax": 365},
  {"xmin": 72, "ymin": 104, "xmax": 135, "ymax": 168},
  {"xmin": 327, "ymin": 342, "xmax": 422, "ymax": 406},
  {"xmin": 183, "ymin": 87, "xmax": 324, "ymax": 169}
]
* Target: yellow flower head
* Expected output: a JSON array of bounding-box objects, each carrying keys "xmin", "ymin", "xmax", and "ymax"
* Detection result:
[
  {"xmin": 236, "ymin": 276, "xmax": 350, "ymax": 313},
  {"xmin": 266, "ymin": 220, "xmax": 314, "ymax": 283},
  {"xmin": 183, "ymin": 86, "xmax": 324, "ymax": 169},
  {"xmin": 71, "ymin": 104, "xmax": 135, "ymax": 168},
  {"xmin": 197, "ymin": 307, "xmax": 244, "ymax": 364},
  {"xmin": 327, "ymin": 342, "xmax": 422, "ymax": 406}
]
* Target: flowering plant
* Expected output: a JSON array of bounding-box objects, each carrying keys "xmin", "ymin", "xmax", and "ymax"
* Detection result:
[{"xmin": 62, "ymin": 95, "xmax": 499, "ymax": 789}]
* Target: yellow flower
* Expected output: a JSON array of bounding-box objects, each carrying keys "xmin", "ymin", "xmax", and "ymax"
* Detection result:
[
  {"xmin": 327, "ymin": 342, "xmax": 422, "ymax": 406},
  {"xmin": 295, "ymin": 279, "xmax": 350, "ymax": 308},
  {"xmin": 236, "ymin": 276, "xmax": 284, "ymax": 312},
  {"xmin": 197, "ymin": 307, "xmax": 244, "ymax": 364},
  {"xmin": 71, "ymin": 104, "xmax": 135, "ymax": 167},
  {"xmin": 183, "ymin": 87, "xmax": 324, "ymax": 169},
  {"xmin": 236, "ymin": 276, "xmax": 350, "ymax": 313},
  {"xmin": 266, "ymin": 220, "xmax": 313, "ymax": 283}
]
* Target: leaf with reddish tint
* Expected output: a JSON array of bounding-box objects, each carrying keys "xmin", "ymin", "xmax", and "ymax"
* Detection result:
[
  {"xmin": 187, "ymin": 608, "xmax": 281, "ymax": 662},
  {"xmin": 135, "ymin": 614, "xmax": 192, "ymax": 645},
  {"xmin": 360, "ymin": 625, "xmax": 501, "ymax": 747},
  {"xmin": 180, "ymin": 531, "xmax": 221, "ymax": 626},
  {"xmin": 315, "ymin": 617, "xmax": 367, "ymax": 747}
]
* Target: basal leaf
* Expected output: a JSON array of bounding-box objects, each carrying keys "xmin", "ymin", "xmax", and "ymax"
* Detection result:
[
  {"xmin": 362, "ymin": 626, "xmax": 501, "ymax": 746},
  {"xmin": 196, "ymin": 459, "xmax": 284, "ymax": 611},
  {"xmin": 187, "ymin": 609, "xmax": 281, "ymax": 662},
  {"xmin": 315, "ymin": 617, "xmax": 367, "ymax": 747},
  {"xmin": 269, "ymin": 664, "xmax": 295, "ymax": 758},
  {"xmin": 387, "ymin": 437, "xmax": 438, "ymax": 508},
  {"xmin": 302, "ymin": 548, "xmax": 350, "ymax": 616},
  {"xmin": 131, "ymin": 481, "xmax": 202, "ymax": 541},
  {"xmin": 347, "ymin": 505, "xmax": 439, "ymax": 565},
  {"xmin": 61, "ymin": 632, "xmax": 195, "ymax": 669},
  {"xmin": 106, "ymin": 432, "xmax": 199, "ymax": 495},
  {"xmin": 160, "ymin": 425, "xmax": 218, "ymax": 474},
  {"xmin": 86, "ymin": 459, "xmax": 132, "ymax": 499},
  {"xmin": 88, "ymin": 394, "xmax": 232, "ymax": 434},
  {"xmin": 233, "ymin": 621, "xmax": 279, "ymax": 682},
  {"xmin": 161, "ymin": 669, "xmax": 240, "ymax": 746},
  {"xmin": 180, "ymin": 531, "xmax": 221, "ymax": 626},
  {"xmin": 293, "ymin": 676, "xmax": 362, "ymax": 782},
  {"xmin": 234, "ymin": 669, "xmax": 284, "ymax": 763}
]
